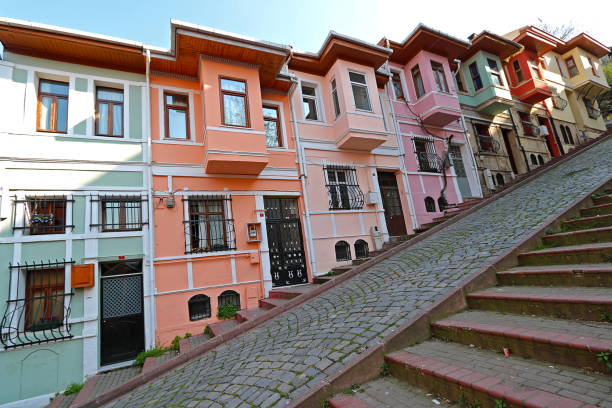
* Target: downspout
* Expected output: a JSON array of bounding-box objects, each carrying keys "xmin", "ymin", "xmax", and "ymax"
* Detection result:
[
  {"xmin": 288, "ymin": 75, "xmax": 317, "ymax": 276},
  {"xmin": 384, "ymin": 56, "xmax": 419, "ymax": 231},
  {"xmin": 144, "ymin": 47, "xmax": 157, "ymax": 348},
  {"xmin": 507, "ymin": 107, "xmax": 531, "ymax": 173}
]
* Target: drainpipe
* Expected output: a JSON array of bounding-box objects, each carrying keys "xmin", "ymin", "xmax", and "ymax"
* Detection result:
[
  {"xmin": 288, "ymin": 77, "xmax": 317, "ymax": 276},
  {"xmin": 507, "ymin": 107, "xmax": 531, "ymax": 173},
  {"xmin": 383, "ymin": 61, "xmax": 419, "ymax": 231},
  {"xmin": 144, "ymin": 47, "xmax": 157, "ymax": 348}
]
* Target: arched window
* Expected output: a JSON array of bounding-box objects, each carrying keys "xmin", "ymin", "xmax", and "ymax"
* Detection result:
[
  {"xmin": 530, "ymin": 154, "xmax": 537, "ymax": 165},
  {"xmin": 565, "ymin": 126, "xmax": 574, "ymax": 144},
  {"xmin": 560, "ymin": 125, "xmax": 569, "ymax": 144},
  {"xmin": 496, "ymin": 173, "xmax": 504, "ymax": 186},
  {"xmin": 437, "ymin": 197, "xmax": 446, "ymax": 212},
  {"xmin": 424, "ymin": 196, "xmax": 436, "ymax": 213},
  {"xmin": 537, "ymin": 155, "xmax": 544, "ymax": 165},
  {"xmin": 188, "ymin": 294, "xmax": 211, "ymax": 321},
  {"xmin": 354, "ymin": 239, "xmax": 369, "ymax": 259},
  {"xmin": 218, "ymin": 290, "xmax": 240, "ymax": 310},
  {"xmin": 335, "ymin": 241, "xmax": 351, "ymax": 261}
]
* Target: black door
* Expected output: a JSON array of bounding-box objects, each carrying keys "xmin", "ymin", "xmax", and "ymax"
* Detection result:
[
  {"xmin": 100, "ymin": 260, "xmax": 144, "ymax": 366},
  {"xmin": 264, "ymin": 198, "xmax": 308, "ymax": 287},
  {"xmin": 377, "ymin": 172, "xmax": 407, "ymax": 236}
]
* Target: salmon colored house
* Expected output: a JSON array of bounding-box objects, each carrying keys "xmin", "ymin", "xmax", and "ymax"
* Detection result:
[
  {"xmin": 288, "ymin": 33, "xmax": 415, "ymax": 276},
  {"xmin": 148, "ymin": 21, "xmax": 308, "ymax": 344}
]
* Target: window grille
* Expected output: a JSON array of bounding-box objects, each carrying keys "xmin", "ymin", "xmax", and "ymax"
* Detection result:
[
  {"xmin": 335, "ymin": 241, "xmax": 351, "ymax": 261},
  {"xmin": 183, "ymin": 195, "xmax": 236, "ymax": 254},
  {"xmin": 424, "ymin": 197, "xmax": 436, "ymax": 213},
  {"xmin": 188, "ymin": 294, "xmax": 211, "ymax": 321},
  {"xmin": 324, "ymin": 165, "xmax": 364, "ymax": 210},
  {"xmin": 1, "ymin": 260, "xmax": 74, "ymax": 348},
  {"xmin": 218, "ymin": 290, "xmax": 240, "ymax": 310},
  {"xmin": 354, "ymin": 240, "xmax": 369, "ymax": 259},
  {"xmin": 89, "ymin": 195, "xmax": 148, "ymax": 231},
  {"xmin": 473, "ymin": 124, "xmax": 500, "ymax": 153},
  {"xmin": 12, "ymin": 196, "xmax": 73, "ymax": 235},
  {"xmin": 583, "ymin": 98, "xmax": 600, "ymax": 119},
  {"xmin": 552, "ymin": 94, "xmax": 568, "ymax": 110},
  {"xmin": 414, "ymin": 139, "xmax": 443, "ymax": 173}
]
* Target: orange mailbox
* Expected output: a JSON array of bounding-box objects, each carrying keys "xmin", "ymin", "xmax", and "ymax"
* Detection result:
[{"xmin": 71, "ymin": 264, "xmax": 94, "ymax": 288}]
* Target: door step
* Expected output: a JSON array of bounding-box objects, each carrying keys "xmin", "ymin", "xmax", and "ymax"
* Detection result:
[
  {"xmin": 517, "ymin": 242, "xmax": 612, "ymax": 266},
  {"xmin": 542, "ymin": 226, "xmax": 612, "ymax": 247},
  {"xmin": 207, "ymin": 319, "xmax": 240, "ymax": 337},
  {"xmin": 561, "ymin": 213, "xmax": 612, "ymax": 232},
  {"xmin": 259, "ymin": 297, "xmax": 291, "ymax": 310},
  {"xmin": 496, "ymin": 263, "xmax": 612, "ymax": 286}
]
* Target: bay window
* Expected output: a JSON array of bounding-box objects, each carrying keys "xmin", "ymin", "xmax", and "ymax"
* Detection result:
[
  {"xmin": 221, "ymin": 78, "xmax": 249, "ymax": 127},
  {"xmin": 349, "ymin": 71, "xmax": 371, "ymax": 111},
  {"xmin": 411, "ymin": 65, "xmax": 425, "ymax": 98},
  {"xmin": 487, "ymin": 59, "xmax": 503, "ymax": 86},
  {"xmin": 469, "ymin": 62, "xmax": 483, "ymax": 90},
  {"xmin": 431, "ymin": 61, "xmax": 449, "ymax": 93}
]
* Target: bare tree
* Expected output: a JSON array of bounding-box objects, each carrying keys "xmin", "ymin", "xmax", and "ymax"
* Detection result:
[{"xmin": 535, "ymin": 18, "xmax": 576, "ymax": 40}]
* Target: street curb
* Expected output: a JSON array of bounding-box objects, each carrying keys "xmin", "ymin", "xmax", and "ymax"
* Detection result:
[{"xmin": 76, "ymin": 132, "xmax": 611, "ymax": 408}]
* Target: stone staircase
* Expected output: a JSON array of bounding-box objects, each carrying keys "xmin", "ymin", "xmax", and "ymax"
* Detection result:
[{"xmin": 329, "ymin": 187, "xmax": 612, "ymax": 408}]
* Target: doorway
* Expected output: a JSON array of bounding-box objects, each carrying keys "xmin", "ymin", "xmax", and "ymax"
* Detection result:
[
  {"xmin": 449, "ymin": 145, "xmax": 472, "ymax": 198},
  {"xmin": 501, "ymin": 128, "xmax": 518, "ymax": 174},
  {"xmin": 377, "ymin": 172, "xmax": 407, "ymax": 236}
]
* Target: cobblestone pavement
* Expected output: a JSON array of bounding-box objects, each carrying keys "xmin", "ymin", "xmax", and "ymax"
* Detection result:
[{"xmin": 110, "ymin": 138, "xmax": 612, "ymax": 408}]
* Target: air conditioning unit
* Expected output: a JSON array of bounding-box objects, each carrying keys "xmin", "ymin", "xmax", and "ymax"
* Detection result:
[{"xmin": 539, "ymin": 125, "xmax": 549, "ymax": 136}]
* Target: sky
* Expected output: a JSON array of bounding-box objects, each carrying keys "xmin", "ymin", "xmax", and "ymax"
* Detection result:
[{"xmin": 1, "ymin": 0, "xmax": 611, "ymax": 53}]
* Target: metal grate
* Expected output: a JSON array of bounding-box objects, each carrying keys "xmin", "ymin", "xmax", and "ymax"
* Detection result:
[
  {"xmin": 218, "ymin": 290, "xmax": 240, "ymax": 310},
  {"xmin": 324, "ymin": 165, "xmax": 364, "ymax": 210},
  {"xmin": 354, "ymin": 239, "xmax": 369, "ymax": 259},
  {"xmin": 1, "ymin": 260, "xmax": 74, "ymax": 348},
  {"xmin": 476, "ymin": 135, "xmax": 500, "ymax": 154},
  {"xmin": 552, "ymin": 94, "xmax": 568, "ymax": 110},
  {"xmin": 13, "ymin": 196, "xmax": 74, "ymax": 235},
  {"xmin": 335, "ymin": 241, "xmax": 351, "ymax": 261},
  {"xmin": 90, "ymin": 195, "xmax": 148, "ymax": 231},
  {"xmin": 183, "ymin": 195, "xmax": 236, "ymax": 254},
  {"xmin": 188, "ymin": 294, "xmax": 211, "ymax": 321},
  {"xmin": 417, "ymin": 152, "xmax": 443, "ymax": 173}
]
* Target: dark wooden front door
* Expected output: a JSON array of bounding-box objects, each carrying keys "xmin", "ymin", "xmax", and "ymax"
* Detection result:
[
  {"xmin": 264, "ymin": 198, "xmax": 308, "ymax": 287},
  {"xmin": 100, "ymin": 260, "xmax": 144, "ymax": 366},
  {"xmin": 377, "ymin": 172, "xmax": 407, "ymax": 236}
]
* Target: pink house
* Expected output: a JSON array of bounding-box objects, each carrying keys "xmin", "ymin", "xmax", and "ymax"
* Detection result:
[{"xmin": 381, "ymin": 25, "xmax": 483, "ymax": 227}]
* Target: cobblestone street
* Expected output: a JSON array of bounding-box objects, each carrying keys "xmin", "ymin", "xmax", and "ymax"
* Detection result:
[{"xmin": 110, "ymin": 138, "xmax": 612, "ymax": 408}]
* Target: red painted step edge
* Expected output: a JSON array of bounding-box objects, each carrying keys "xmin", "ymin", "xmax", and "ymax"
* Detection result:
[
  {"xmin": 467, "ymin": 292, "xmax": 612, "ymax": 304},
  {"xmin": 519, "ymin": 244, "xmax": 612, "ymax": 258},
  {"xmin": 544, "ymin": 226, "xmax": 612, "ymax": 239},
  {"xmin": 432, "ymin": 320, "xmax": 612, "ymax": 353},
  {"xmin": 498, "ymin": 267, "xmax": 612, "ymax": 276},
  {"xmin": 386, "ymin": 352, "xmax": 592, "ymax": 407},
  {"xmin": 328, "ymin": 394, "xmax": 372, "ymax": 408}
]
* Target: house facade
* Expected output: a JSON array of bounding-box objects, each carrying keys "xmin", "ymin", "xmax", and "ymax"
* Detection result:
[{"xmin": 0, "ymin": 19, "xmax": 153, "ymax": 407}]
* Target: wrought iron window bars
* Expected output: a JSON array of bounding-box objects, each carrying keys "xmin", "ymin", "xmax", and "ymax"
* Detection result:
[
  {"xmin": 12, "ymin": 196, "xmax": 74, "ymax": 235},
  {"xmin": 417, "ymin": 152, "xmax": 443, "ymax": 173},
  {"xmin": 182, "ymin": 195, "xmax": 236, "ymax": 254},
  {"xmin": 89, "ymin": 195, "xmax": 148, "ymax": 231},
  {"xmin": 1, "ymin": 259, "xmax": 74, "ymax": 348},
  {"xmin": 324, "ymin": 165, "xmax": 364, "ymax": 210}
]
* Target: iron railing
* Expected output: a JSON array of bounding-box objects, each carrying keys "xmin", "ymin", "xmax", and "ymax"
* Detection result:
[
  {"xmin": 1, "ymin": 260, "xmax": 74, "ymax": 348},
  {"xmin": 12, "ymin": 196, "xmax": 74, "ymax": 235},
  {"xmin": 89, "ymin": 195, "xmax": 148, "ymax": 231},
  {"xmin": 552, "ymin": 94, "xmax": 568, "ymax": 110},
  {"xmin": 182, "ymin": 195, "xmax": 236, "ymax": 254},
  {"xmin": 477, "ymin": 135, "xmax": 501, "ymax": 153},
  {"xmin": 417, "ymin": 152, "xmax": 443, "ymax": 173},
  {"xmin": 324, "ymin": 165, "xmax": 364, "ymax": 210},
  {"xmin": 521, "ymin": 121, "xmax": 541, "ymax": 137}
]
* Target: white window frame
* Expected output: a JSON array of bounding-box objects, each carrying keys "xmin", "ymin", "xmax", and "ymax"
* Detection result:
[
  {"xmin": 261, "ymin": 99, "xmax": 288, "ymax": 150},
  {"xmin": 299, "ymin": 81, "xmax": 323, "ymax": 122},
  {"xmin": 348, "ymin": 71, "xmax": 372, "ymax": 112},
  {"xmin": 331, "ymin": 78, "xmax": 341, "ymax": 118},
  {"xmin": 390, "ymin": 70, "xmax": 408, "ymax": 101}
]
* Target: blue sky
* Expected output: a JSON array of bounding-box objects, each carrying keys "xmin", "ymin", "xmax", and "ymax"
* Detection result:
[{"xmin": 1, "ymin": 0, "xmax": 610, "ymax": 52}]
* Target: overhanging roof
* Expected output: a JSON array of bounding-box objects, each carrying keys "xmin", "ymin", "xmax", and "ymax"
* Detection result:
[
  {"xmin": 462, "ymin": 31, "xmax": 522, "ymax": 61},
  {"xmin": 555, "ymin": 33, "xmax": 610, "ymax": 58}
]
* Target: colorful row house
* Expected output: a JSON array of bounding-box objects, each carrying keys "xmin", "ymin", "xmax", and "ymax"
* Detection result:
[{"xmin": 0, "ymin": 17, "xmax": 608, "ymax": 407}]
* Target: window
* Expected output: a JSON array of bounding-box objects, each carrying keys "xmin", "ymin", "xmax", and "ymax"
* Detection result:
[
  {"xmin": 335, "ymin": 241, "xmax": 351, "ymax": 261},
  {"xmin": 474, "ymin": 124, "xmax": 497, "ymax": 153},
  {"xmin": 325, "ymin": 165, "xmax": 364, "ymax": 210},
  {"xmin": 349, "ymin": 72, "xmax": 372, "ymax": 111},
  {"xmin": 530, "ymin": 154, "xmax": 538, "ymax": 165},
  {"xmin": 414, "ymin": 139, "xmax": 442, "ymax": 172},
  {"xmin": 565, "ymin": 126, "xmax": 574, "ymax": 144},
  {"xmin": 218, "ymin": 290, "xmax": 240, "ymax": 310},
  {"xmin": 391, "ymin": 72, "xmax": 405, "ymax": 99},
  {"xmin": 424, "ymin": 196, "xmax": 436, "ymax": 213},
  {"xmin": 455, "ymin": 72, "xmax": 466, "ymax": 92},
  {"xmin": 560, "ymin": 125, "xmax": 569, "ymax": 144},
  {"xmin": 25, "ymin": 196, "xmax": 68, "ymax": 235},
  {"xmin": 537, "ymin": 155, "xmax": 544, "ymax": 165},
  {"xmin": 354, "ymin": 240, "xmax": 369, "ymax": 259},
  {"xmin": 263, "ymin": 105, "xmax": 281, "ymax": 148},
  {"xmin": 431, "ymin": 61, "xmax": 449, "ymax": 93},
  {"xmin": 164, "ymin": 92, "xmax": 189, "ymax": 139},
  {"xmin": 186, "ymin": 196, "xmax": 235, "ymax": 253},
  {"xmin": 101, "ymin": 198, "xmax": 142, "ymax": 231},
  {"xmin": 587, "ymin": 57, "xmax": 598, "ymax": 76},
  {"xmin": 25, "ymin": 267, "xmax": 65, "ymax": 332},
  {"xmin": 96, "ymin": 87, "xmax": 123, "ymax": 137},
  {"xmin": 331, "ymin": 78, "xmax": 341, "ymax": 117},
  {"xmin": 529, "ymin": 58, "xmax": 542, "ymax": 80},
  {"xmin": 220, "ymin": 78, "xmax": 248, "ymax": 127},
  {"xmin": 555, "ymin": 56, "xmax": 567, "ymax": 77},
  {"xmin": 188, "ymin": 294, "xmax": 211, "ymax": 321},
  {"xmin": 518, "ymin": 112, "xmax": 535, "ymax": 137},
  {"xmin": 565, "ymin": 57, "xmax": 578, "ymax": 77},
  {"xmin": 469, "ymin": 63, "xmax": 483, "ymax": 91},
  {"xmin": 513, "ymin": 60, "xmax": 524, "ymax": 83},
  {"xmin": 487, "ymin": 59, "xmax": 503, "ymax": 86},
  {"xmin": 496, "ymin": 173, "xmax": 504, "ymax": 186},
  {"xmin": 411, "ymin": 66, "xmax": 425, "ymax": 98},
  {"xmin": 37, "ymin": 79, "xmax": 68, "ymax": 133},
  {"xmin": 301, "ymin": 85, "xmax": 319, "ymax": 120}
]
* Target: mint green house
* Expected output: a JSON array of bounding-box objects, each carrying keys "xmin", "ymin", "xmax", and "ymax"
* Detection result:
[{"xmin": 0, "ymin": 19, "xmax": 153, "ymax": 407}]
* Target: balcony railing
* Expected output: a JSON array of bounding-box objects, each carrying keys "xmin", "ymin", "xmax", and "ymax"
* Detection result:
[
  {"xmin": 417, "ymin": 152, "xmax": 443, "ymax": 173},
  {"xmin": 552, "ymin": 95, "xmax": 568, "ymax": 110},
  {"xmin": 521, "ymin": 121, "xmax": 542, "ymax": 137},
  {"xmin": 586, "ymin": 104, "xmax": 601, "ymax": 119},
  {"xmin": 326, "ymin": 184, "xmax": 365, "ymax": 210},
  {"xmin": 477, "ymin": 135, "xmax": 501, "ymax": 154}
]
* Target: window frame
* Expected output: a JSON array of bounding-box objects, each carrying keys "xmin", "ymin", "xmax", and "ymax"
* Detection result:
[
  {"xmin": 529, "ymin": 58, "xmax": 542, "ymax": 80},
  {"xmin": 518, "ymin": 112, "xmax": 536, "ymax": 137},
  {"xmin": 348, "ymin": 71, "xmax": 372, "ymax": 111},
  {"xmin": 25, "ymin": 267, "xmax": 66, "ymax": 331},
  {"xmin": 219, "ymin": 76, "xmax": 250, "ymax": 128},
  {"xmin": 185, "ymin": 196, "xmax": 235, "ymax": 254},
  {"xmin": 25, "ymin": 196, "xmax": 69, "ymax": 235},
  {"xmin": 512, "ymin": 60, "xmax": 524, "ymax": 83},
  {"xmin": 188, "ymin": 294, "xmax": 211, "ymax": 321},
  {"xmin": 335, "ymin": 241, "xmax": 351, "ymax": 262},
  {"xmin": 469, "ymin": 62, "xmax": 483, "ymax": 91},
  {"xmin": 95, "ymin": 86, "xmax": 124, "ymax": 138},
  {"xmin": 487, "ymin": 58, "xmax": 504, "ymax": 87},
  {"xmin": 100, "ymin": 197, "xmax": 143, "ymax": 232},
  {"xmin": 324, "ymin": 165, "xmax": 364, "ymax": 210},
  {"xmin": 263, "ymin": 104, "xmax": 282, "ymax": 148},
  {"xmin": 391, "ymin": 71, "xmax": 405, "ymax": 100},
  {"xmin": 36, "ymin": 79, "xmax": 69, "ymax": 134},
  {"xmin": 565, "ymin": 57, "xmax": 579, "ymax": 77},
  {"xmin": 587, "ymin": 57, "xmax": 598, "ymax": 76},
  {"xmin": 555, "ymin": 56, "xmax": 567, "ymax": 77},
  {"xmin": 164, "ymin": 91, "xmax": 190, "ymax": 140},
  {"xmin": 301, "ymin": 83, "xmax": 320, "ymax": 121},
  {"xmin": 411, "ymin": 65, "xmax": 425, "ymax": 99},
  {"xmin": 430, "ymin": 61, "xmax": 449, "ymax": 93},
  {"xmin": 455, "ymin": 71, "xmax": 466, "ymax": 93},
  {"xmin": 331, "ymin": 78, "xmax": 341, "ymax": 117}
]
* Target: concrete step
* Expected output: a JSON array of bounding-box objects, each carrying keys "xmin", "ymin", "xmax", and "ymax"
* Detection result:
[
  {"xmin": 467, "ymin": 286, "xmax": 612, "ymax": 320},
  {"xmin": 142, "ymin": 349, "xmax": 179, "ymax": 374},
  {"xmin": 593, "ymin": 193, "xmax": 612, "ymax": 206},
  {"xmin": 389, "ymin": 234, "xmax": 412, "ymax": 243},
  {"xmin": 561, "ymin": 213, "xmax": 612, "ymax": 232},
  {"xmin": 581, "ymin": 202, "xmax": 612, "ymax": 217},
  {"xmin": 542, "ymin": 226, "xmax": 612, "ymax": 246},
  {"xmin": 235, "ymin": 307, "xmax": 269, "ymax": 323},
  {"xmin": 328, "ymin": 395, "xmax": 371, "ymax": 408},
  {"xmin": 351, "ymin": 257, "xmax": 371, "ymax": 266},
  {"xmin": 431, "ymin": 310, "xmax": 612, "ymax": 373},
  {"xmin": 496, "ymin": 263, "xmax": 612, "ymax": 286},
  {"xmin": 269, "ymin": 284, "xmax": 318, "ymax": 300},
  {"xmin": 329, "ymin": 265, "xmax": 353, "ymax": 275},
  {"xmin": 386, "ymin": 340, "xmax": 612, "ymax": 407},
  {"xmin": 313, "ymin": 275, "xmax": 333, "ymax": 284},
  {"xmin": 59, "ymin": 366, "xmax": 140, "ymax": 408},
  {"xmin": 517, "ymin": 242, "xmax": 612, "ymax": 266},
  {"xmin": 258, "ymin": 297, "xmax": 291, "ymax": 310},
  {"xmin": 208, "ymin": 318, "xmax": 240, "ymax": 337}
]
